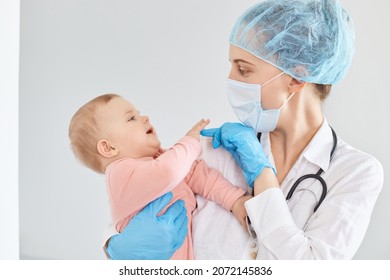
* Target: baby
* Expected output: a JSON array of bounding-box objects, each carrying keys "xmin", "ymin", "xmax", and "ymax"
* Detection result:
[{"xmin": 68, "ymin": 93, "xmax": 250, "ymax": 259}]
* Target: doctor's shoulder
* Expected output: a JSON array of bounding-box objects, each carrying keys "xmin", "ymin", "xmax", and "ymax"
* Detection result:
[{"xmin": 329, "ymin": 137, "xmax": 384, "ymax": 195}]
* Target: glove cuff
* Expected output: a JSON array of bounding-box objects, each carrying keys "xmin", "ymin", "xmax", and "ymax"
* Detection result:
[{"xmin": 246, "ymin": 163, "xmax": 276, "ymax": 187}]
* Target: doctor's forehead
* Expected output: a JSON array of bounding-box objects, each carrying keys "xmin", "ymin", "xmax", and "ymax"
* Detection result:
[{"xmin": 229, "ymin": 45, "xmax": 257, "ymax": 64}]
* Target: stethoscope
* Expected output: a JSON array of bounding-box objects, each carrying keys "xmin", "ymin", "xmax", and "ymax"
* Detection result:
[
  {"xmin": 255, "ymin": 126, "xmax": 338, "ymax": 225},
  {"xmin": 246, "ymin": 126, "xmax": 337, "ymax": 238}
]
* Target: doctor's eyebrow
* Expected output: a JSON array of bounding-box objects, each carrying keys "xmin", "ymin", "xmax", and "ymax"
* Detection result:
[{"xmin": 230, "ymin": 58, "xmax": 256, "ymax": 66}]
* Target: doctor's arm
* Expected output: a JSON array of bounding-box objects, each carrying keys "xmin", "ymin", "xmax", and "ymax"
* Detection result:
[
  {"xmin": 247, "ymin": 158, "xmax": 383, "ymax": 259},
  {"xmin": 201, "ymin": 122, "xmax": 383, "ymax": 259}
]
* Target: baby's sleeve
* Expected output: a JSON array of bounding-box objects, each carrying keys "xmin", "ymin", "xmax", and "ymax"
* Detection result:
[{"xmin": 185, "ymin": 159, "xmax": 247, "ymax": 211}]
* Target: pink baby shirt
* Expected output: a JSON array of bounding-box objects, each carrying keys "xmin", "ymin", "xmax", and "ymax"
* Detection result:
[{"xmin": 105, "ymin": 136, "xmax": 246, "ymax": 260}]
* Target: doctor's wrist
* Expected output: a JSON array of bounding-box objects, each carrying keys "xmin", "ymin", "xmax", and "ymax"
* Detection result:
[{"xmin": 253, "ymin": 168, "xmax": 279, "ymax": 196}]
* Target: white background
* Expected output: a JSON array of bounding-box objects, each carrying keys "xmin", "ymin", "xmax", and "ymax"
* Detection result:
[
  {"xmin": 15, "ymin": 0, "xmax": 389, "ymax": 259},
  {"xmin": 0, "ymin": 0, "xmax": 19, "ymax": 260}
]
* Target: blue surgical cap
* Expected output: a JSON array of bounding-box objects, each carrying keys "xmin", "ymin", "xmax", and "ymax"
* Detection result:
[{"xmin": 229, "ymin": 0, "xmax": 355, "ymax": 84}]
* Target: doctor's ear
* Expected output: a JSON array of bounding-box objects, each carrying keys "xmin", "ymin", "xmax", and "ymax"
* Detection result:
[
  {"xmin": 288, "ymin": 65, "xmax": 308, "ymax": 93},
  {"xmin": 97, "ymin": 139, "xmax": 118, "ymax": 158},
  {"xmin": 288, "ymin": 77, "xmax": 307, "ymax": 93}
]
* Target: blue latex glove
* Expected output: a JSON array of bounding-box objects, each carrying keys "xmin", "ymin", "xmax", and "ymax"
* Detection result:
[
  {"xmin": 201, "ymin": 122, "xmax": 275, "ymax": 187},
  {"xmin": 106, "ymin": 192, "xmax": 188, "ymax": 260}
]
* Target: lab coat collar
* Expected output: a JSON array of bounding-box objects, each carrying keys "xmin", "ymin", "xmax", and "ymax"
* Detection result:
[
  {"xmin": 302, "ymin": 118, "xmax": 334, "ymax": 172},
  {"xmin": 261, "ymin": 118, "xmax": 334, "ymax": 172}
]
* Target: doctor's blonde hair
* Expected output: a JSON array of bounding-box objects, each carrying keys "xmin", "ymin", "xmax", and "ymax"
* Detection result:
[
  {"xmin": 68, "ymin": 93, "xmax": 119, "ymax": 174},
  {"xmin": 315, "ymin": 84, "xmax": 332, "ymax": 101}
]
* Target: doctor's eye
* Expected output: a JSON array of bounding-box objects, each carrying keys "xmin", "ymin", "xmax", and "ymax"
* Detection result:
[{"xmin": 238, "ymin": 67, "xmax": 250, "ymax": 76}]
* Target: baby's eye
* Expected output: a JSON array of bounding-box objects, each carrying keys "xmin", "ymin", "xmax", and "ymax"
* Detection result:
[{"xmin": 128, "ymin": 116, "xmax": 136, "ymax": 121}]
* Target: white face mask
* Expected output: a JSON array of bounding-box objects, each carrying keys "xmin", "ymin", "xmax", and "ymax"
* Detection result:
[{"xmin": 226, "ymin": 72, "xmax": 295, "ymax": 133}]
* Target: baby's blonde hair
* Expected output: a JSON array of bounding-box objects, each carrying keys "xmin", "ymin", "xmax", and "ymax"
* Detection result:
[{"xmin": 68, "ymin": 93, "xmax": 119, "ymax": 173}]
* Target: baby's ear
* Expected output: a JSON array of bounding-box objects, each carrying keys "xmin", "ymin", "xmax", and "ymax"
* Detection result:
[{"xmin": 97, "ymin": 139, "xmax": 118, "ymax": 158}]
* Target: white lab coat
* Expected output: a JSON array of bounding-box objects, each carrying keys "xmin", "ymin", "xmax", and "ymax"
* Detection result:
[{"xmin": 193, "ymin": 119, "xmax": 383, "ymax": 259}]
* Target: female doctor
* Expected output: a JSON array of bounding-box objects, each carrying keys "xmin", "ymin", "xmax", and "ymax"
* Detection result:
[{"xmin": 105, "ymin": 0, "xmax": 384, "ymax": 259}]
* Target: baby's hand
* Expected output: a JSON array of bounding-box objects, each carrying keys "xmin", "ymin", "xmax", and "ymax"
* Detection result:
[
  {"xmin": 186, "ymin": 119, "xmax": 210, "ymax": 141},
  {"xmin": 153, "ymin": 147, "xmax": 165, "ymax": 159}
]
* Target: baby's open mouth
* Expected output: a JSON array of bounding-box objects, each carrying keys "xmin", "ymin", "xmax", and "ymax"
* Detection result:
[{"xmin": 146, "ymin": 128, "xmax": 153, "ymax": 134}]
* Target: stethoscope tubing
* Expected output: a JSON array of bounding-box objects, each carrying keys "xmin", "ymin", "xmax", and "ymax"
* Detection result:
[
  {"xmin": 286, "ymin": 172, "xmax": 327, "ymax": 213},
  {"xmin": 257, "ymin": 126, "xmax": 337, "ymax": 214}
]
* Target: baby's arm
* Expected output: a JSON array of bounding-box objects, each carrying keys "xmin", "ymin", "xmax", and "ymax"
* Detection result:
[
  {"xmin": 185, "ymin": 160, "xmax": 250, "ymax": 228},
  {"xmin": 108, "ymin": 119, "xmax": 210, "ymax": 224},
  {"xmin": 150, "ymin": 118, "xmax": 210, "ymax": 188}
]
